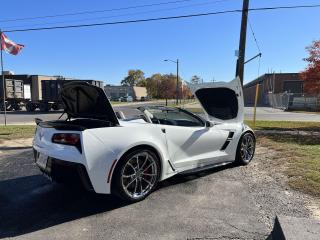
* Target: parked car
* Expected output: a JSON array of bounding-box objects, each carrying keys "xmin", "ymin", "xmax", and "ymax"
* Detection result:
[
  {"xmin": 33, "ymin": 79, "xmax": 255, "ymax": 202},
  {"xmin": 118, "ymin": 96, "xmax": 133, "ymax": 102},
  {"xmin": 110, "ymin": 97, "xmax": 119, "ymax": 102},
  {"xmin": 126, "ymin": 96, "xmax": 133, "ymax": 102}
]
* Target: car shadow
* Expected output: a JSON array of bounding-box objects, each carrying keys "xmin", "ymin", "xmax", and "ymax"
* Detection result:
[
  {"xmin": 0, "ymin": 150, "xmax": 237, "ymax": 238},
  {"xmin": 0, "ymin": 174, "xmax": 129, "ymax": 238},
  {"xmin": 159, "ymin": 163, "xmax": 235, "ymax": 189}
]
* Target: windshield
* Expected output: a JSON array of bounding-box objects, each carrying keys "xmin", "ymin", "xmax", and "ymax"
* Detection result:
[{"xmin": 143, "ymin": 107, "xmax": 204, "ymax": 127}]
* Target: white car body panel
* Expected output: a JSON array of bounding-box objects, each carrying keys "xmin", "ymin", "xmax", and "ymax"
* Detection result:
[
  {"xmin": 33, "ymin": 78, "xmax": 253, "ymax": 195},
  {"xmin": 164, "ymin": 125, "xmax": 229, "ymax": 169}
]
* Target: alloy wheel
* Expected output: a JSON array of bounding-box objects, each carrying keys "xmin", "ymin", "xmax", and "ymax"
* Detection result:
[
  {"xmin": 121, "ymin": 151, "xmax": 158, "ymax": 199},
  {"xmin": 240, "ymin": 133, "xmax": 255, "ymax": 162}
]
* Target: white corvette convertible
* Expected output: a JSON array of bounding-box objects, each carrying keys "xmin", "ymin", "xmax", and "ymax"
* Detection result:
[{"xmin": 33, "ymin": 78, "xmax": 255, "ymax": 202}]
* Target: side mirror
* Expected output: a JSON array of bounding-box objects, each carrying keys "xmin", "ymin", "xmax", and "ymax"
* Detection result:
[
  {"xmin": 205, "ymin": 121, "xmax": 214, "ymax": 128},
  {"xmin": 35, "ymin": 118, "xmax": 43, "ymax": 125}
]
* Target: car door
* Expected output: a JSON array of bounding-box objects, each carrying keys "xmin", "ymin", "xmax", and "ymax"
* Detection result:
[
  {"xmin": 166, "ymin": 77, "xmax": 244, "ymax": 171},
  {"xmin": 159, "ymin": 110, "xmax": 229, "ymax": 171}
]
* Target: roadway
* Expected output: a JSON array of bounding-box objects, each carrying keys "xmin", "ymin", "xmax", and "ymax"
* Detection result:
[{"xmin": 0, "ymin": 104, "xmax": 319, "ymax": 125}]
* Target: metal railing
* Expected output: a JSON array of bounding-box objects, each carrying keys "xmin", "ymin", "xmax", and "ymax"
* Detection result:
[{"xmin": 267, "ymin": 92, "xmax": 292, "ymax": 110}]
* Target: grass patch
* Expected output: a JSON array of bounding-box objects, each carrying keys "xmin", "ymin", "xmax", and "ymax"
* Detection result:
[
  {"xmin": 0, "ymin": 125, "xmax": 36, "ymax": 141},
  {"xmin": 258, "ymin": 132, "xmax": 320, "ymax": 197},
  {"xmin": 245, "ymin": 120, "xmax": 320, "ymax": 132},
  {"xmin": 185, "ymin": 107, "xmax": 205, "ymax": 114},
  {"xmin": 110, "ymin": 101, "xmax": 125, "ymax": 105}
]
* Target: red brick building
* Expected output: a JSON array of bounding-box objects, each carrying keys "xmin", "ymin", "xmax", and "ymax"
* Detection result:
[{"xmin": 243, "ymin": 73, "xmax": 304, "ymax": 106}]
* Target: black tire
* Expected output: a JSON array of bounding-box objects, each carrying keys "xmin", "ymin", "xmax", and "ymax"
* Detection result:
[
  {"xmin": 6, "ymin": 104, "xmax": 14, "ymax": 111},
  {"xmin": 112, "ymin": 149, "xmax": 161, "ymax": 202},
  {"xmin": 235, "ymin": 132, "xmax": 256, "ymax": 165},
  {"xmin": 26, "ymin": 102, "xmax": 35, "ymax": 112},
  {"xmin": 39, "ymin": 103, "xmax": 50, "ymax": 112},
  {"xmin": 13, "ymin": 103, "xmax": 21, "ymax": 111},
  {"xmin": 51, "ymin": 103, "xmax": 61, "ymax": 111}
]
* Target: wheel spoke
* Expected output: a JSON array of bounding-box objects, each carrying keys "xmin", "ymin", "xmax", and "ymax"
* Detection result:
[
  {"xmin": 141, "ymin": 177, "xmax": 152, "ymax": 187},
  {"xmin": 140, "ymin": 153, "xmax": 149, "ymax": 170},
  {"xmin": 125, "ymin": 177, "xmax": 137, "ymax": 188},
  {"xmin": 123, "ymin": 173, "xmax": 136, "ymax": 178},
  {"xmin": 133, "ymin": 178, "xmax": 138, "ymax": 194},
  {"xmin": 143, "ymin": 162, "xmax": 154, "ymax": 172},
  {"xmin": 136, "ymin": 156, "xmax": 140, "ymax": 169},
  {"xmin": 127, "ymin": 162, "xmax": 136, "ymax": 173},
  {"xmin": 140, "ymin": 178, "xmax": 143, "ymax": 193},
  {"xmin": 142, "ymin": 172, "xmax": 157, "ymax": 176}
]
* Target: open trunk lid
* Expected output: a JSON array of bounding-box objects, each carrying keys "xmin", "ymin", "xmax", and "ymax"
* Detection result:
[
  {"xmin": 188, "ymin": 77, "xmax": 244, "ymax": 123},
  {"xmin": 60, "ymin": 81, "xmax": 119, "ymax": 125}
]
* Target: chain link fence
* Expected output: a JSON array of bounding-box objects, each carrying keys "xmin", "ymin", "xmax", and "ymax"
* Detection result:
[
  {"xmin": 268, "ymin": 93, "xmax": 320, "ymax": 111},
  {"xmin": 267, "ymin": 92, "xmax": 292, "ymax": 110}
]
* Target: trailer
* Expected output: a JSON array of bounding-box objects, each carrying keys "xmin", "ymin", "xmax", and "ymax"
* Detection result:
[
  {"xmin": 26, "ymin": 79, "xmax": 105, "ymax": 112},
  {"xmin": 0, "ymin": 74, "xmax": 105, "ymax": 112},
  {"xmin": 0, "ymin": 78, "xmax": 25, "ymax": 111}
]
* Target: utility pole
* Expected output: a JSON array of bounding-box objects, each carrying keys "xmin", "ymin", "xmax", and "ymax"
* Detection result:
[
  {"xmin": 164, "ymin": 58, "xmax": 179, "ymax": 105},
  {"xmin": 0, "ymin": 29, "xmax": 7, "ymax": 126},
  {"xmin": 176, "ymin": 59, "xmax": 179, "ymax": 105},
  {"xmin": 236, "ymin": 0, "xmax": 249, "ymax": 86}
]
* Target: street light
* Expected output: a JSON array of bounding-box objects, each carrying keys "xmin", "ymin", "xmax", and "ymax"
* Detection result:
[{"xmin": 164, "ymin": 59, "xmax": 179, "ymax": 105}]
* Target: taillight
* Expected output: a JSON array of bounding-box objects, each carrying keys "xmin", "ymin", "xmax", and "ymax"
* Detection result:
[{"xmin": 52, "ymin": 133, "xmax": 81, "ymax": 152}]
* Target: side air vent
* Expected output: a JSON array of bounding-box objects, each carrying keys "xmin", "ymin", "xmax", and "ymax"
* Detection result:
[
  {"xmin": 228, "ymin": 132, "xmax": 234, "ymax": 139},
  {"xmin": 220, "ymin": 131, "xmax": 235, "ymax": 151}
]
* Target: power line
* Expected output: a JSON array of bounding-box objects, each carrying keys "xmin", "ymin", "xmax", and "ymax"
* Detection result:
[
  {"xmin": 248, "ymin": 17, "xmax": 261, "ymax": 53},
  {"xmin": 0, "ymin": 0, "xmax": 221, "ymax": 23},
  {"xmin": 2, "ymin": 9, "xmax": 241, "ymax": 33},
  {"xmin": 3, "ymin": 4, "xmax": 320, "ymax": 33},
  {"xmin": 2, "ymin": 0, "xmax": 230, "ymax": 30}
]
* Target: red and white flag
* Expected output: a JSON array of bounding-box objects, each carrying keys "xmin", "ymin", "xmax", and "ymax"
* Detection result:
[{"xmin": 1, "ymin": 33, "xmax": 24, "ymax": 55}]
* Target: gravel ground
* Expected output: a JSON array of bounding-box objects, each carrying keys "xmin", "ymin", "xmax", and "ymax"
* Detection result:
[
  {"xmin": 0, "ymin": 140, "xmax": 319, "ymax": 239},
  {"xmin": 238, "ymin": 146, "xmax": 320, "ymax": 229}
]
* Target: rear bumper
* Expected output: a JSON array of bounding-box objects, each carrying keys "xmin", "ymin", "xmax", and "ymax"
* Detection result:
[{"xmin": 34, "ymin": 149, "xmax": 94, "ymax": 191}]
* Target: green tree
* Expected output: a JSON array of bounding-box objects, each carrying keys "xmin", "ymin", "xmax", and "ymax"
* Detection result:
[
  {"xmin": 146, "ymin": 73, "xmax": 162, "ymax": 98},
  {"xmin": 121, "ymin": 69, "xmax": 145, "ymax": 86},
  {"xmin": 159, "ymin": 74, "xmax": 180, "ymax": 99},
  {"xmin": 136, "ymin": 79, "xmax": 147, "ymax": 87}
]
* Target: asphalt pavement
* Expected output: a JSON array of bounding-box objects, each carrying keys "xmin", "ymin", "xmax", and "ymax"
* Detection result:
[
  {"xmin": 0, "ymin": 105, "xmax": 319, "ymax": 125},
  {"xmin": 245, "ymin": 107, "xmax": 320, "ymax": 122},
  {"xmin": 0, "ymin": 145, "xmax": 314, "ymax": 240},
  {"xmin": 0, "ymin": 149, "xmax": 267, "ymax": 240}
]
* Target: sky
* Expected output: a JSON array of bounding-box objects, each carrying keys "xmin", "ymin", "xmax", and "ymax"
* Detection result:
[{"xmin": 1, "ymin": 0, "xmax": 319, "ymax": 85}]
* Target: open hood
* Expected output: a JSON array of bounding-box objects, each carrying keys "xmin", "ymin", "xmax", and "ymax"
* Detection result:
[
  {"xmin": 60, "ymin": 81, "xmax": 119, "ymax": 125},
  {"xmin": 188, "ymin": 78, "xmax": 244, "ymax": 123}
]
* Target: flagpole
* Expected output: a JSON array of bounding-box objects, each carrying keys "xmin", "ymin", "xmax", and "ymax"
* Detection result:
[{"xmin": 0, "ymin": 29, "xmax": 7, "ymax": 126}]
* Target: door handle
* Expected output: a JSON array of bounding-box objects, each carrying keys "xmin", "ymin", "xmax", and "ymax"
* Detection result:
[{"xmin": 161, "ymin": 128, "xmax": 166, "ymax": 133}]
